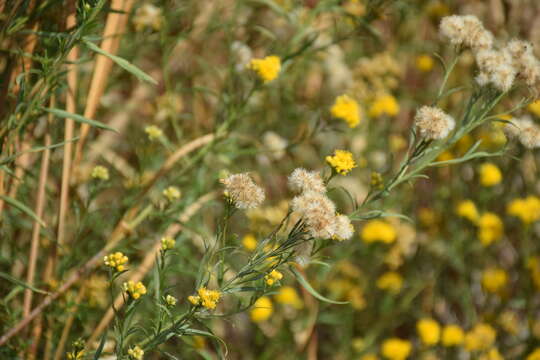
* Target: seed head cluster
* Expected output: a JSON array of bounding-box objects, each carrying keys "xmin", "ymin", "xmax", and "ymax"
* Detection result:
[
  {"xmin": 414, "ymin": 106, "xmax": 455, "ymax": 140},
  {"xmin": 221, "ymin": 173, "xmax": 265, "ymax": 209},
  {"xmin": 439, "ymin": 15, "xmax": 493, "ymax": 51},
  {"xmin": 288, "ymin": 168, "xmax": 326, "ymax": 194},
  {"xmin": 503, "ymin": 117, "xmax": 540, "ymax": 149}
]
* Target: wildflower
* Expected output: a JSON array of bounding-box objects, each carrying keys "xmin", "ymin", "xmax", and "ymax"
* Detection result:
[
  {"xmin": 263, "ymin": 131, "xmax": 288, "ymax": 159},
  {"xmin": 291, "ymin": 191, "xmax": 337, "ymax": 239},
  {"xmin": 381, "ymin": 338, "xmax": 412, "ymax": 360},
  {"xmin": 221, "ymin": 173, "xmax": 265, "ymax": 209},
  {"xmin": 414, "ymin": 106, "xmax": 455, "ymax": 140},
  {"xmin": 160, "ymin": 236, "xmax": 176, "ymax": 251},
  {"xmin": 475, "ymin": 49, "xmax": 516, "ymax": 92},
  {"xmin": 439, "ymin": 15, "xmax": 493, "ymax": 51},
  {"xmin": 242, "ymin": 234, "xmax": 258, "ymax": 251},
  {"xmin": 265, "ymin": 269, "xmax": 283, "ymax": 286},
  {"xmin": 478, "ymin": 163, "xmax": 502, "ymax": 187},
  {"xmin": 377, "ymin": 271, "xmax": 403, "ymax": 294},
  {"xmin": 503, "ymin": 117, "xmax": 540, "ymax": 148},
  {"xmin": 66, "ymin": 339, "xmax": 85, "ymax": 360},
  {"xmin": 133, "ymin": 3, "xmax": 162, "ymax": 31},
  {"xmin": 507, "ymin": 196, "xmax": 540, "ymax": 224},
  {"xmin": 127, "ymin": 345, "xmax": 144, "ymax": 360},
  {"xmin": 527, "ymin": 348, "xmax": 540, "ymax": 360},
  {"xmin": 247, "ymin": 55, "xmax": 281, "ymax": 83},
  {"xmin": 481, "ymin": 268, "xmax": 508, "ymax": 293},
  {"xmin": 331, "ymin": 94, "xmax": 361, "ymax": 128},
  {"xmin": 162, "ymin": 186, "xmax": 181, "ymax": 201},
  {"xmin": 250, "ymin": 296, "xmax": 273, "ymax": 322},
  {"xmin": 275, "ymin": 286, "xmax": 303, "ymax": 309},
  {"xmin": 477, "ymin": 212, "xmax": 504, "ymax": 246},
  {"xmin": 465, "ymin": 323, "xmax": 496, "ymax": 351},
  {"xmin": 333, "ymin": 214, "xmax": 354, "ymax": 241},
  {"xmin": 369, "ymin": 94, "xmax": 400, "ymax": 118},
  {"xmin": 145, "ymin": 125, "xmax": 163, "ymax": 140},
  {"xmin": 91, "ymin": 165, "xmax": 109, "ymax": 181},
  {"xmin": 504, "ymin": 40, "xmax": 540, "ymax": 87},
  {"xmin": 456, "ymin": 200, "xmax": 479, "ymax": 223},
  {"xmin": 416, "ymin": 54, "xmax": 434, "ymax": 72},
  {"xmin": 529, "ymin": 100, "xmax": 540, "ymax": 117},
  {"xmin": 123, "ymin": 281, "xmax": 147, "ymax": 300},
  {"xmin": 165, "ymin": 294, "xmax": 177, "ymax": 307},
  {"xmin": 361, "ymin": 220, "xmax": 396, "ymax": 244},
  {"xmin": 442, "ymin": 325, "xmax": 464, "ymax": 346},
  {"xmin": 288, "ymin": 168, "xmax": 326, "ymax": 194},
  {"xmin": 103, "ymin": 252, "xmax": 129, "ymax": 272},
  {"xmin": 326, "ymin": 149, "xmax": 356, "ymax": 175},
  {"xmin": 499, "ymin": 310, "xmax": 520, "ymax": 335},
  {"xmin": 417, "ymin": 318, "xmax": 441, "ymax": 346},
  {"xmin": 189, "ymin": 287, "xmax": 221, "ymax": 310}
]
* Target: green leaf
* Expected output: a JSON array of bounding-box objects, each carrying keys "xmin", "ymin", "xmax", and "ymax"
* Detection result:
[
  {"xmin": 0, "ymin": 271, "xmax": 50, "ymax": 295},
  {"xmin": 0, "ymin": 195, "xmax": 46, "ymax": 227},
  {"xmin": 289, "ymin": 266, "xmax": 348, "ymax": 305},
  {"xmin": 83, "ymin": 39, "xmax": 158, "ymax": 85},
  {"xmin": 41, "ymin": 107, "xmax": 117, "ymax": 132},
  {"xmin": 93, "ymin": 330, "xmax": 108, "ymax": 360}
]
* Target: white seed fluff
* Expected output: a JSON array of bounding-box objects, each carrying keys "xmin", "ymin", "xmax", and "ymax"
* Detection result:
[
  {"xmin": 221, "ymin": 173, "xmax": 265, "ymax": 209},
  {"xmin": 414, "ymin": 106, "xmax": 455, "ymax": 140},
  {"xmin": 288, "ymin": 168, "xmax": 326, "ymax": 194}
]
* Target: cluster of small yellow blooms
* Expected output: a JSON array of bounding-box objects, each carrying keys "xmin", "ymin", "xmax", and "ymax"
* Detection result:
[
  {"xmin": 275, "ymin": 286, "xmax": 303, "ymax": 309},
  {"xmin": 368, "ymin": 94, "xmax": 400, "ymax": 118},
  {"xmin": 165, "ymin": 294, "xmax": 177, "ymax": 307},
  {"xmin": 331, "ymin": 94, "xmax": 361, "ymax": 128},
  {"xmin": 477, "ymin": 212, "xmax": 504, "ymax": 246},
  {"xmin": 381, "ymin": 338, "xmax": 412, "ymax": 360},
  {"xmin": 127, "ymin": 345, "xmax": 144, "ymax": 360},
  {"xmin": 507, "ymin": 195, "xmax": 540, "ymax": 224},
  {"xmin": 264, "ymin": 269, "xmax": 283, "ymax": 286},
  {"xmin": 188, "ymin": 287, "xmax": 221, "ymax": 310},
  {"xmin": 221, "ymin": 173, "xmax": 265, "ymax": 209},
  {"xmin": 361, "ymin": 220, "xmax": 396, "ymax": 244},
  {"xmin": 66, "ymin": 339, "xmax": 85, "ymax": 360},
  {"xmin": 247, "ymin": 55, "xmax": 281, "ymax": 83},
  {"xmin": 160, "ymin": 236, "xmax": 176, "ymax": 251},
  {"xmin": 464, "ymin": 323, "xmax": 496, "ymax": 352},
  {"xmin": 145, "ymin": 125, "xmax": 163, "ymax": 141},
  {"xmin": 162, "ymin": 186, "xmax": 181, "ymax": 201},
  {"xmin": 416, "ymin": 318, "xmax": 440, "ymax": 346},
  {"xmin": 326, "ymin": 149, "xmax": 357, "ymax": 175},
  {"xmin": 376, "ymin": 271, "xmax": 403, "ymax": 294},
  {"xmin": 478, "ymin": 162, "xmax": 502, "ymax": 187},
  {"xmin": 133, "ymin": 3, "xmax": 162, "ymax": 31},
  {"xmin": 481, "ymin": 268, "xmax": 508, "ymax": 293},
  {"xmin": 442, "ymin": 325, "xmax": 465, "ymax": 346},
  {"xmin": 123, "ymin": 281, "xmax": 147, "ymax": 300},
  {"xmin": 456, "ymin": 199, "xmax": 479, "ymax": 223},
  {"xmin": 414, "ymin": 106, "xmax": 455, "ymax": 140},
  {"xmin": 91, "ymin": 165, "xmax": 109, "ymax": 181},
  {"xmin": 370, "ymin": 172, "xmax": 384, "ymax": 190},
  {"xmin": 415, "ymin": 54, "xmax": 434, "ymax": 72},
  {"xmin": 241, "ymin": 234, "xmax": 258, "ymax": 251},
  {"xmin": 103, "ymin": 252, "xmax": 129, "ymax": 272},
  {"xmin": 351, "ymin": 52, "xmax": 402, "ymax": 101},
  {"xmin": 250, "ymin": 296, "xmax": 273, "ymax": 322}
]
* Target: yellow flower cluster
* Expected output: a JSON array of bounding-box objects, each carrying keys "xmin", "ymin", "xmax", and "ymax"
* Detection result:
[
  {"xmin": 250, "ymin": 296, "xmax": 273, "ymax": 322},
  {"xmin": 478, "ymin": 162, "xmax": 502, "ymax": 187},
  {"xmin": 242, "ymin": 234, "xmax": 258, "ymax": 251},
  {"xmin": 265, "ymin": 269, "xmax": 283, "ymax": 286},
  {"xmin": 145, "ymin": 125, "xmax": 163, "ymax": 141},
  {"xmin": 127, "ymin": 345, "xmax": 144, "ymax": 360},
  {"xmin": 326, "ymin": 149, "xmax": 356, "ymax": 175},
  {"xmin": 248, "ymin": 55, "xmax": 281, "ymax": 83},
  {"xmin": 376, "ymin": 271, "xmax": 403, "ymax": 294},
  {"xmin": 507, "ymin": 196, "xmax": 540, "ymax": 224},
  {"xmin": 103, "ymin": 252, "xmax": 129, "ymax": 272},
  {"xmin": 442, "ymin": 325, "xmax": 464, "ymax": 346},
  {"xmin": 162, "ymin": 186, "xmax": 181, "ymax": 201},
  {"xmin": 275, "ymin": 286, "xmax": 303, "ymax": 309},
  {"xmin": 477, "ymin": 212, "xmax": 504, "ymax": 246},
  {"xmin": 481, "ymin": 268, "xmax": 508, "ymax": 293},
  {"xmin": 331, "ymin": 94, "xmax": 361, "ymax": 128},
  {"xmin": 381, "ymin": 338, "xmax": 411, "ymax": 360},
  {"xmin": 369, "ymin": 94, "xmax": 400, "ymax": 118},
  {"xmin": 465, "ymin": 323, "xmax": 496, "ymax": 352},
  {"xmin": 123, "ymin": 281, "xmax": 147, "ymax": 300},
  {"xmin": 416, "ymin": 318, "xmax": 440, "ymax": 346},
  {"xmin": 361, "ymin": 220, "xmax": 396, "ymax": 244},
  {"xmin": 91, "ymin": 165, "xmax": 109, "ymax": 181},
  {"xmin": 165, "ymin": 294, "xmax": 177, "ymax": 306},
  {"xmin": 160, "ymin": 236, "xmax": 176, "ymax": 251},
  {"xmin": 456, "ymin": 199, "xmax": 479, "ymax": 223},
  {"xmin": 416, "ymin": 54, "xmax": 434, "ymax": 72},
  {"xmin": 527, "ymin": 348, "xmax": 540, "ymax": 360},
  {"xmin": 188, "ymin": 287, "xmax": 221, "ymax": 310}
]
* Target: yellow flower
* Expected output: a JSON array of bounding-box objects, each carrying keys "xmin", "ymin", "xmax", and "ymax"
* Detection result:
[
  {"xmin": 189, "ymin": 287, "xmax": 221, "ymax": 310},
  {"xmin": 361, "ymin": 220, "xmax": 396, "ymax": 244},
  {"xmin": 478, "ymin": 163, "xmax": 502, "ymax": 187},
  {"xmin": 265, "ymin": 269, "xmax": 283, "ymax": 286},
  {"xmin": 369, "ymin": 94, "xmax": 400, "ymax": 118},
  {"xmin": 248, "ymin": 55, "xmax": 281, "ymax": 83},
  {"xmin": 133, "ymin": 3, "xmax": 163, "ymax": 31},
  {"xmin": 436, "ymin": 150, "xmax": 453, "ymax": 162},
  {"xmin": 441, "ymin": 325, "xmax": 464, "ymax": 347},
  {"xmin": 417, "ymin": 318, "xmax": 441, "ymax": 346},
  {"xmin": 499, "ymin": 310, "xmax": 519, "ymax": 335},
  {"xmin": 275, "ymin": 286, "xmax": 303, "ymax": 309},
  {"xmin": 242, "ymin": 234, "xmax": 258, "ymax": 251},
  {"xmin": 416, "ymin": 54, "xmax": 434, "ymax": 72},
  {"xmin": 250, "ymin": 296, "xmax": 273, "ymax": 322},
  {"xmin": 381, "ymin": 338, "xmax": 412, "ymax": 360},
  {"xmin": 165, "ymin": 294, "xmax": 177, "ymax": 307},
  {"xmin": 465, "ymin": 323, "xmax": 496, "ymax": 352},
  {"xmin": 91, "ymin": 165, "xmax": 109, "ymax": 181},
  {"xmin": 103, "ymin": 252, "xmax": 129, "ymax": 272},
  {"xmin": 331, "ymin": 94, "xmax": 361, "ymax": 128},
  {"xmin": 145, "ymin": 125, "xmax": 163, "ymax": 140},
  {"xmin": 160, "ymin": 236, "xmax": 176, "ymax": 251},
  {"xmin": 528, "ymin": 100, "xmax": 540, "ymax": 117},
  {"xmin": 377, "ymin": 271, "xmax": 403, "ymax": 294},
  {"xmin": 326, "ymin": 149, "xmax": 356, "ymax": 175},
  {"xmin": 163, "ymin": 186, "xmax": 181, "ymax": 201},
  {"xmin": 481, "ymin": 268, "xmax": 508, "ymax": 293},
  {"xmin": 456, "ymin": 200, "xmax": 479, "ymax": 223},
  {"xmin": 527, "ymin": 348, "xmax": 540, "ymax": 360},
  {"xmin": 123, "ymin": 281, "xmax": 147, "ymax": 300},
  {"xmin": 477, "ymin": 212, "xmax": 504, "ymax": 246},
  {"xmin": 127, "ymin": 345, "xmax": 144, "ymax": 360},
  {"xmin": 507, "ymin": 196, "xmax": 540, "ymax": 224}
]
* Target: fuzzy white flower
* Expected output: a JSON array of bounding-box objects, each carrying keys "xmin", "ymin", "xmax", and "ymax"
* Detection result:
[
  {"xmin": 440, "ymin": 15, "xmax": 492, "ymax": 51},
  {"xmin": 288, "ymin": 168, "xmax": 326, "ymax": 194},
  {"xmin": 263, "ymin": 131, "xmax": 288, "ymax": 160},
  {"xmin": 414, "ymin": 106, "xmax": 455, "ymax": 140},
  {"xmin": 503, "ymin": 117, "xmax": 540, "ymax": 149},
  {"xmin": 221, "ymin": 173, "xmax": 265, "ymax": 209},
  {"xmin": 475, "ymin": 49, "xmax": 516, "ymax": 92},
  {"xmin": 333, "ymin": 214, "xmax": 354, "ymax": 241},
  {"xmin": 291, "ymin": 191, "xmax": 337, "ymax": 239}
]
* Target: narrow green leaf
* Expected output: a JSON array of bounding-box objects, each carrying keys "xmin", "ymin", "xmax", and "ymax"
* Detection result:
[
  {"xmin": 290, "ymin": 267, "xmax": 348, "ymax": 305},
  {"xmin": 0, "ymin": 271, "xmax": 50, "ymax": 295},
  {"xmin": 93, "ymin": 330, "xmax": 108, "ymax": 360},
  {"xmin": 83, "ymin": 39, "xmax": 158, "ymax": 85},
  {"xmin": 41, "ymin": 107, "xmax": 116, "ymax": 132},
  {"xmin": 0, "ymin": 195, "xmax": 46, "ymax": 227}
]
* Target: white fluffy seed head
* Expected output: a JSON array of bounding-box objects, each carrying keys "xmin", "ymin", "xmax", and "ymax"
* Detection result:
[
  {"xmin": 440, "ymin": 15, "xmax": 492, "ymax": 51},
  {"xmin": 288, "ymin": 168, "xmax": 326, "ymax": 194},
  {"xmin": 221, "ymin": 173, "xmax": 265, "ymax": 209},
  {"xmin": 291, "ymin": 191, "xmax": 337, "ymax": 239},
  {"xmin": 333, "ymin": 214, "xmax": 354, "ymax": 241},
  {"xmin": 503, "ymin": 117, "xmax": 540, "ymax": 149},
  {"xmin": 414, "ymin": 106, "xmax": 456, "ymax": 140},
  {"xmin": 440, "ymin": 15, "xmax": 466, "ymax": 45},
  {"xmin": 475, "ymin": 49, "xmax": 517, "ymax": 91}
]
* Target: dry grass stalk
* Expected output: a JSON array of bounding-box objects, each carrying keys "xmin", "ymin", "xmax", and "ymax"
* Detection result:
[{"xmin": 52, "ymin": 285, "xmax": 87, "ymax": 360}]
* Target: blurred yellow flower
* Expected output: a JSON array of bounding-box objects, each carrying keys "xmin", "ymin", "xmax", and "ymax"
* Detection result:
[
  {"xmin": 436, "ymin": 150, "xmax": 453, "ymax": 162},
  {"xmin": 145, "ymin": 125, "xmax": 163, "ymax": 140},
  {"xmin": 481, "ymin": 268, "xmax": 508, "ymax": 293},
  {"xmin": 362, "ymin": 220, "xmax": 396, "ymax": 244},
  {"xmin": 441, "ymin": 325, "xmax": 464, "ymax": 346},
  {"xmin": 377, "ymin": 271, "xmax": 403, "ymax": 294},
  {"xmin": 465, "ymin": 323, "xmax": 496, "ymax": 352},
  {"xmin": 369, "ymin": 94, "xmax": 400, "ymax": 118},
  {"xmin": 91, "ymin": 165, "xmax": 109, "ymax": 181},
  {"xmin": 507, "ymin": 196, "xmax": 540, "ymax": 224},
  {"xmin": 477, "ymin": 213, "xmax": 504, "ymax": 246},
  {"xmin": 528, "ymin": 100, "xmax": 540, "ymax": 117},
  {"xmin": 456, "ymin": 200, "xmax": 479, "ymax": 223},
  {"xmin": 381, "ymin": 338, "xmax": 412, "ymax": 360},
  {"xmin": 123, "ymin": 281, "xmax": 147, "ymax": 300},
  {"xmin": 250, "ymin": 296, "xmax": 273, "ymax": 322},
  {"xmin": 416, "ymin": 318, "xmax": 440, "ymax": 346},
  {"xmin": 160, "ymin": 236, "xmax": 175, "ymax": 251},
  {"xmin": 163, "ymin": 186, "xmax": 181, "ymax": 201},
  {"xmin": 248, "ymin": 55, "xmax": 281, "ymax": 83},
  {"xmin": 275, "ymin": 286, "xmax": 303, "ymax": 309},
  {"xmin": 133, "ymin": 4, "xmax": 162, "ymax": 31},
  {"xmin": 499, "ymin": 310, "xmax": 520, "ymax": 335},
  {"xmin": 326, "ymin": 149, "xmax": 356, "ymax": 175},
  {"xmin": 165, "ymin": 294, "xmax": 177, "ymax": 307},
  {"xmin": 242, "ymin": 234, "xmax": 258, "ymax": 251},
  {"xmin": 189, "ymin": 287, "xmax": 221, "ymax": 310},
  {"xmin": 127, "ymin": 345, "xmax": 144, "ymax": 360},
  {"xmin": 479, "ymin": 348, "xmax": 503, "ymax": 360},
  {"xmin": 265, "ymin": 269, "xmax": 283, "ymax": 286},
  {"xmin": 416, "ymin": 54, "xmax": 434, "ymax": 72},
  {"xmin": 527, "ymin": 348, "xmax": 540, "ymax": 360},
  {"xmin": 331, "ymin": 94, "xmax": 361, "ymax": 128},
  {"xmin": 478, "ymin": 163, "xmax": 502, "ymax": 187}
]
